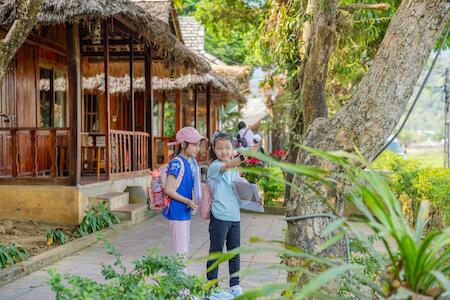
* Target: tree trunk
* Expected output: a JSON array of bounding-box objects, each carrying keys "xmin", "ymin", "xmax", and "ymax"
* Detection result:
[
  {"xmin": 0, "ymin": 0, "xmax": 43, "ymax": 83},
  {"xmin": 286, "ymin": 0, "xmax": 449, "ymax": 281},
  {"xmin": 285, "ymin": 0, "xmax": 336, "ymax": 202}
]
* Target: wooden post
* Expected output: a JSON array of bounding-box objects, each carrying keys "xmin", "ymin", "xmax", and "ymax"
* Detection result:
[
  {"xmin": 206, "ymin": 83, "xmax": 212, "ymax": 139},
  {"xmin": 144, "ymin": 46, "xmax": 153, "ymax": 169},
  {"xmin": 194, "ymin": 86, "xmax": 198, "ymax": 129},
  {"xmin": 67, "ymin": 23, "xmax": 81, "ymax": 185},
  {"xmin": 130, "ymin": 38, "xmax": 136, "ymax": 171},
  {"xmin": 175, "ymin": 90, "xmax": 182, "ymax": 133},
  {"xmin": 159, "ymin": 91, "xmax": 165, "ymax": 136},
  {"xmin": 103, "ymin": 21, "xmax": 111, "ymax": 179},
  {"xmin": 212, "ymin": 106, "xmax": 217, "ymax": 133}
]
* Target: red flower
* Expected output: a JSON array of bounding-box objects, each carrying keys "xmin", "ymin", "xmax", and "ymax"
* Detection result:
[
  {"xmin": 270, "ymin": 149, "xmax": 287, "ymax": 161},
  {"xmin": 246, "ymin": 157, "xmax": 264, "ymax": 167}
]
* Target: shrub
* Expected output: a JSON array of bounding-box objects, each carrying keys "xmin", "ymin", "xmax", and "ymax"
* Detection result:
[
  {"xmin": 46, "ymin": 228, "xmax": 67, "ymax": 246},
  {"xmin": 47, "ymin": 235, "xmax": 208, "ymax": 299},
  {"xmin": 76, "ymin": 202, "xmax": 120, "ymax": 236},
  {"xmin": 239, "ymin": 148, "xmax": 450, "ymax": 299},
  {"xmin": 372, "ymin": 151, "xmax": 450, "ymax": 229},
  {"xmin": 258, "ymin": 166, "xmax": 285, "ymax": 206},
  {"xmin": 0, "ymin": 243, "xmax": 29, "ymax": 268}
]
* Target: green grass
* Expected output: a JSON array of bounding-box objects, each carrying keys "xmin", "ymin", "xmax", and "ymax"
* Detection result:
[{"xmin": 406, "ymin": 150, "xmax": 444, "ymax": 168}]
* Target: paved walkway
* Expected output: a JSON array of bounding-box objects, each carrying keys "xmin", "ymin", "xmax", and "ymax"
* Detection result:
[{"xmin": 0, "ymin": 213, "xmax": 286, "ymax": 299}]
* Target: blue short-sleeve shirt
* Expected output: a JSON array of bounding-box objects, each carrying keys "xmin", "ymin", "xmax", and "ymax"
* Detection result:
[
  {"xmin": 207, "ymin": 160, "xmax": 241, "ymax": 222},
  {"xmin": 162, "ymin": 156, "xmax": 193, "ymax": 221}
]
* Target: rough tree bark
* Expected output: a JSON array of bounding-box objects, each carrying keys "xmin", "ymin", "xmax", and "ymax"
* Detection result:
[
  {"xmin": 0, "ymin": 0, "xmax": 43, "ymax": 83},
  {"xmin": 286, "ymin": 0, "xmax": 449, "ymax": 276},
  {"xmin": 284, "ymin": 0, "xmax": 336, "ymax": 201}
]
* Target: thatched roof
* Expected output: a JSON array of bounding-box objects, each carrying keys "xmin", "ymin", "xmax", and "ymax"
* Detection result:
[
  {"xmin": 132, "ymin": 0, "xmax": 171, "ymax": 24},
  {"xmin": 0, "ymin": 0, "xmax": 209, "ymax": 73},
  {"xmin": 212, "ymin": 64, "xmax": 250, "ymax": 94},
  {"xmin": 81, "ymin": 71, "xmax": 245, "ymax": 103}
]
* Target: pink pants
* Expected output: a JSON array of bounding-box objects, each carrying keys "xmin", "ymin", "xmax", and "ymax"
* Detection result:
[{"xmin": 169, "ymin": 220, "xmax": 191, "ymax": 255}]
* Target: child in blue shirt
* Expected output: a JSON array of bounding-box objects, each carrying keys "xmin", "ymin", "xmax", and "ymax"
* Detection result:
[
  {"xmin": 206, "ymin": 131, "xmax": 248, "ymax": 299},
  {"xmin": 163, "ymin": 127, "xmax": 206, "ymax": 268}
]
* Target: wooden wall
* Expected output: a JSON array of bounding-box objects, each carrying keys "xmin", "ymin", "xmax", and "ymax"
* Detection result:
[{"xmin": 16, "ymin": 44, "xmax": 37, "ymax": 127}]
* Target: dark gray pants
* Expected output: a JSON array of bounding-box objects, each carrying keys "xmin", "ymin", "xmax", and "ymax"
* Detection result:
[{"xmin": 207, "ymin": 214, "xmax": 240, "ymax": 287}]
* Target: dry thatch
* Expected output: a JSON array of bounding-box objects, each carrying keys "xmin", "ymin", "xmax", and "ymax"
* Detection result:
[
  {"xmin": 132, "ymin": 0, "xmax": 171, "ymax": 25},
  {"xmin": 211, "ymin": 64, "xmax": 250, "ymax": 94},
  {"xmin": 0, "ymin": 0, "xmax": 210, "ymax": 73},
  {"xmin": 81, "ymin": 71, "xmax": 245, "ymax": 103}
]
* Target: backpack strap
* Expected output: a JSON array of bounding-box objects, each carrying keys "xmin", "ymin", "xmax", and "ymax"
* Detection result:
[
  {"xmin": 243, "ymin": 129, "xmax": 250, "ymax": 139},
  {"xmin": 172, "ymin": 156, "xmax": 185, "ymax": 191}
]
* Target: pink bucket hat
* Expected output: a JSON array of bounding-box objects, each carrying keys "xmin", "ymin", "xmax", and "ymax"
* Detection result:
[{"xmin": 176, "ymin": 127, "xmax": 207, "ymax": 144}]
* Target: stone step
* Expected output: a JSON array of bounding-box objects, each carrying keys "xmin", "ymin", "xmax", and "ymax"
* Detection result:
[
  {"xmin": 88, "ymin": 192, "xmax": 129, "ymax": 211},
  {"xmin": 112, "ymin": 203, "xmax": 147, "ymax": 224}
]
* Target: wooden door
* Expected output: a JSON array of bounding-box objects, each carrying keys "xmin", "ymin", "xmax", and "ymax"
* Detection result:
[{"xmin": 0, "ymin": 61, "xmax": 16, "ymax": 176}]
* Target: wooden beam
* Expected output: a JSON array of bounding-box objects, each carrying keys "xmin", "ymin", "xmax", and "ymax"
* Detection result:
[
  {"xmin": 103, "ymin": 21, "xmax": 111, "ymax": 179},
  {"xmin": 67, "ymin": 23, "xmax": 82, "ymax": 186},
  {"xmin": 159, "ymin": 91, "xmax": 165, "ymax": 136},
  {"xmin": 194, "ymin": 86, "xmax": 198, "ymax": 129},
  {"xmin": 130, "ymin": 38, "xmax": 137, "ymax": 171},
  {"xmin": 212, "ymin": 106, "xmax": 217, "ymax": 133},
  {"xmin": 81, "ymin": 38, "xmax": 140, "ymax": 47},
  {"xmin": 175, "ymin": 90, "xmax": 182, "ymax": 133},
  {"xmin": 144, "ymin": 46, "xmax": 154, "ymax": 170},
  {"xmin": 206, "ymin": 83, "xmax": 212, "ymax": 139}
]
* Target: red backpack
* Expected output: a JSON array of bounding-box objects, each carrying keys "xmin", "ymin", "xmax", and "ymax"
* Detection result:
[{"xmin": 149, "ymin": 157, "xmax": 185, "ymax": 210}]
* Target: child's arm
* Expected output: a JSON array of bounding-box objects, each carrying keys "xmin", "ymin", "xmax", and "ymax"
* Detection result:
[
  {"xmin": 165, "ymin": 175, "xmax": 195, "ymax": 209},
  {"xmin": 219, "ymin": 155, "xmax": 245, "ymax": 172},
  {"xmin": 219, "ymin": 144, "xmax": 259, "ymax": 172}
]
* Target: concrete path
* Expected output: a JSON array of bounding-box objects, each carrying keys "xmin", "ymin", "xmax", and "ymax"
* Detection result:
[{"xmin": 0, "ymin": 213, "xmax": 286, "ymax": 299}]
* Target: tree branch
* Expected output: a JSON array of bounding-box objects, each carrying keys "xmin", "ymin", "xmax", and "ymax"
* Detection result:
[
  {"xmin": 339, "ymin": 3, "xmax": 390, "ymax": 12},
  {"xmin": 0, "ymin": 0, "xmax": 43, "ymax": 82}
]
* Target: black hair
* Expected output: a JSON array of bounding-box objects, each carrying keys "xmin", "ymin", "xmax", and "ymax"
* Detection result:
[
  {"xmin": 209, "ymin": 131, "xmax": 233, "ymax": 162},
  {"xmin": 238, "ymin": 121, "xmax": 246, "ymax": 130},
  {"xmin": 175, "ymin": 142, "xmax": 190, "ymax": 156}
]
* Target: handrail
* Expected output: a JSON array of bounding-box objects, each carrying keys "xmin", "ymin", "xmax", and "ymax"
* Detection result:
[{"xmin": 0, "ymin": 127, "xmax": 70, "ymax": 131}]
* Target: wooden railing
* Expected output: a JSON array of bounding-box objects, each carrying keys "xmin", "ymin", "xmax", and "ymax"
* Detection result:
[
  {"xmin": 0, "ymin": 128, "xmax": 69, "ymax": 177},
  {"xmin": 153, "ymin": 136, "xmax": 175, "ymax": 167},
  {"xmin": 152, "ymin": 136, "xmax": 209, "ymax": 167},
  {"xmin": 110, "ymin": 130, "xmax": 149, "ymax": 174}
]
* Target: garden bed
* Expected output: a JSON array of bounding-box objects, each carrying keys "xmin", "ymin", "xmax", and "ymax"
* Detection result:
[{"xmin": 0, "ymin": 219, "xmax": 78, "ymax": 257}]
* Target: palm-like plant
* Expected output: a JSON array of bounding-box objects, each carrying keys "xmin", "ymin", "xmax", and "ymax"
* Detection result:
[{"xmin": 241, "ymin": 148, "xmax": 449, "ymax": 299}]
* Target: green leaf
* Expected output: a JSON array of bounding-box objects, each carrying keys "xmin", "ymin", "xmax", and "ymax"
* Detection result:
[{"xmin": 293, "ymin": 264, "xmax": 362, "ymax": 299}]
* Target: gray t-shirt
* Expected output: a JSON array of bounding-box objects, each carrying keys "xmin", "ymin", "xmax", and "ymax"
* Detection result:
[
  {"xmin": 207, "ymin": 160, "xmax": 241, "ymax": 222},
  {"xmin": 237, "ymin": 128, "xmax": 254, "ymax": 147}
]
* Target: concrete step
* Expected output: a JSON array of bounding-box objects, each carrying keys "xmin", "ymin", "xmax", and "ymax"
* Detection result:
[
  {"xmin": 112, "ymin": 203, "xmax": 147, "ymax": 224},
  {"xmin": 88, "ymin": 192, "xmax": 129, "ymax": 211}
]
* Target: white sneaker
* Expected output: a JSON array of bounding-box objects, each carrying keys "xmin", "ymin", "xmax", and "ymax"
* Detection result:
[
  {"xmin": 230, "ymin": 285, "xmax": 243, "ymax": 297},
  {"xmin": 209, "ymin": 289, "xmax": 234, "ymax": 300}
]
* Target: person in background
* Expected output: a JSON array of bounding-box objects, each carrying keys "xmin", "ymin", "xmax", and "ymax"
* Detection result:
[
  {"xmin": 236, "ymin": 121, "xmax": 254, "ymax": 148},
  {"xmin": 253, "ymin": 134, "xmax": 265, "ymax": 154}
]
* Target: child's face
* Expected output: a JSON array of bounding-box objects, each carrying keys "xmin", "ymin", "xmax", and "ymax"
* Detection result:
[
  {"xmin": 214, "ymin": 139, "xmax": 233, "ymax": 162},
  {"xmin": 184, "ymin": 141, "xmax": 201, "ymax": 158}
]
